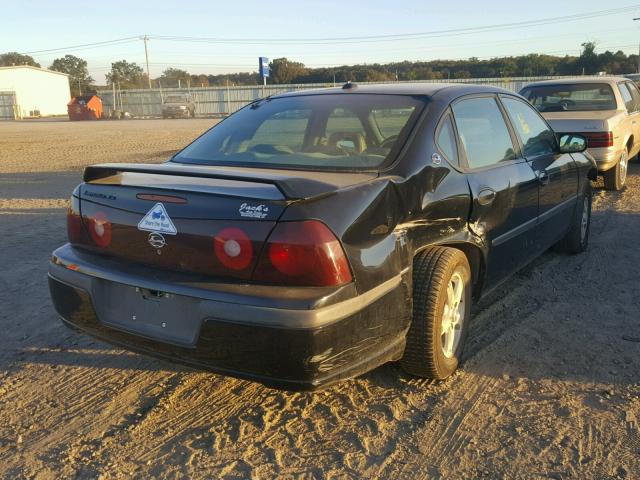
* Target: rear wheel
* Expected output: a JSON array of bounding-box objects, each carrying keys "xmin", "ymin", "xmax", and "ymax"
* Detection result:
[
  {"xmin": 401, "ymin": 247, "xmax": 472, "ymax": 379},
  {"xmin": 555, "ymin": 183, "xmax": 592, "ymax": 254},
  {"xmin": 604, "ymin": 148, "xmax": 628, "ymax": 191}
]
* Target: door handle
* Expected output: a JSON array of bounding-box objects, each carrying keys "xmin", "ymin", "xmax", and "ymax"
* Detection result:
[
  {"xmin": 537, "ymin": 170, "xmax": 550, "ymax": 186},
  {"xmin": 477, "ymin": 188, "xmax": 496, "ymax": 206}
]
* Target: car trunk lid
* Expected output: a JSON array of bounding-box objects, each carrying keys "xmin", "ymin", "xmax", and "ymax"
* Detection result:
[
  {"xmin": 540, "ymin": 110, "xmax": 618, "ymax": 133},
  {"xmin": 75, "ymin": 162, "xmax": 375, "ymax": 280}
]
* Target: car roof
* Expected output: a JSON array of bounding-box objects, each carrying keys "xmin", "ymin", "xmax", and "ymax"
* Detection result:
[
  {"xmin": 523, "ymin": 76, "xmax": 626, "ymax": 88},
  {"xmin": 270, "ymin": 82, "xmax": 515, "ymax": 99}
]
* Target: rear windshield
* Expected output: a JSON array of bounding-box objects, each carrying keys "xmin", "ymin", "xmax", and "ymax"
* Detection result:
[
  {"xmin": 173, "ymin": 94, "xmax": 426, "ymax": 171},
  {"xmin": 520, "ymin": 83, "xmax": 617, "ymax": 112}
]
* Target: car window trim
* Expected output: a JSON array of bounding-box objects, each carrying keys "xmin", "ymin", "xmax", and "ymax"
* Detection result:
[
  {"xmin": 498, "ymin": 94, "xmax": 560, "ymax": 161},
  {"xmin": 450, "ymin": 93, "xmax": 525, "ymax": 173},
  {"xmin": 434, "ymin": 109, "xmax": 460, "ymax": 169}
]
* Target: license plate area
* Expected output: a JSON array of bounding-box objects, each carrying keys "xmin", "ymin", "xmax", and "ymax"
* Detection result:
[{"xmin": 93, "ymin": 280, "xmax": 202, "ymax": 347}]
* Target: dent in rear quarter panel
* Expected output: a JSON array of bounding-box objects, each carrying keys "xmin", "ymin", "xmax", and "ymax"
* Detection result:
[
  {"xmin": 280, "ymin": 178, "xmax": 413, "ymax": 349},
  {"xmin": 281, "ymin": 178, "xmax": 409, "ymax": 293},
  {"xmin": 390, "ymin": 96, "xmax": 483, "ymax": 295},
  {"xmin": 398, "ymin": 164, "xmax": 474, "ymax": 255}
]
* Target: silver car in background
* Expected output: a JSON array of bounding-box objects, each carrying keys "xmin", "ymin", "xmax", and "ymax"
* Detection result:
[{"xmin": 520, "ymin": 77, "xmax": 640, "ymax": 190}]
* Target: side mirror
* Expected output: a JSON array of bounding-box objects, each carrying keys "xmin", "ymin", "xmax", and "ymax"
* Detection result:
[{"xmin": 558, "ymin": 133, "xmax": 588, "ymax": 153}]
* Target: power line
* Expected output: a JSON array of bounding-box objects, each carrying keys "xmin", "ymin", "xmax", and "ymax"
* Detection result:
[
  {"xmin": 149, "ymin": 6, "xmax": 640, "ymax": 45},
  {"xmin": 21, "ymin": 37, "xmax": 140, "ymax": 55},
  {"xmin": 140, "ymin": 27, "xmax": 637, "ymax": 62},
  {"xmin": 18, "ymin": 5, "xmax": 640, "ymax": 57}
]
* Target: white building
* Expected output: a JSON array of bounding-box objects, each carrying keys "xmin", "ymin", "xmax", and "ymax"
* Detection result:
[{"xmin": 0, "ymin": 66, "xmax": 70, "ymax": 119}]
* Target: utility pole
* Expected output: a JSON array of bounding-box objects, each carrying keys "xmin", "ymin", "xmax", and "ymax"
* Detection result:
[
  {"xmin": 142, "ymin": 35, "xmax": 152, "ymax": 88},
  {"xmin": 634, "ymin": 19, "xmax": 640, "ymax": 73}
]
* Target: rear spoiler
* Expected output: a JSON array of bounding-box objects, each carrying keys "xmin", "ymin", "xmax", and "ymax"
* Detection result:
[{"xmin": 83, "ymin": 162, "xmax": 375, "ymax": 200}]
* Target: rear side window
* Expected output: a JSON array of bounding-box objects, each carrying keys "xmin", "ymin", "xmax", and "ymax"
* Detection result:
[
  {"xmin": 452, "ymin": 97, "xmax": 517, "ymax": 169},
  {"xmin": 621, "ymin": 83, "xmax": 640, "ymax": 113},
  {"xmin": 619, "ymin": 83, "xmax": 635, "ymax": 113},
  {"xmin": 501, "ymin": 97, "xmax": 557, "ymax": 158},
  {"xmin": 436, "ymin": 115, "xmax": 458, "ymax": 165}
]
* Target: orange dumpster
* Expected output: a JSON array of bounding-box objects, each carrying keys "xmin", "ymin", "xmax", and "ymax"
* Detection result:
[{"xmin": 68, "ymin": 95, "xmax": 103, "ymax": 120}]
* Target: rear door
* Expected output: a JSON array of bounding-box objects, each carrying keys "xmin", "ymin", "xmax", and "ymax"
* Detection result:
[
  {"xmin": 451, "ymin": 95, "xmax": 539, "ymax": 289},
  {"xmin": 619, "ymin": 81, "xmax": 640, "ymax": 156},
  {"xmin": 500, "ymin": 95, "xmax": 578, "ymax": 250}
]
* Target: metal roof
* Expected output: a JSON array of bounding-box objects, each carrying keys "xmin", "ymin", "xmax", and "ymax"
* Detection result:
[{"xmin": 0, "ymin": 65, "xmax": 69, "ymax": 77}]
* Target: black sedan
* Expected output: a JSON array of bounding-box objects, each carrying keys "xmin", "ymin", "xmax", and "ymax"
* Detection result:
[{"xmin": 49, "ymin": 83, "xmax": 597, "ymax": 390}]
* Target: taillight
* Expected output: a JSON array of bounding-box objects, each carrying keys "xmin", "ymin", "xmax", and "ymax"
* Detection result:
[
  {"xmin": 67, "ymin": 194, "xmax": 86, "ymax": 245},
  {"xmin": 87, "ymin": 212, "xmax": 112, "ymax": 248},
  {"xmin": 253, "ymin": 220, "xmax": 352, "ymax": 287},
  {"xmin": 67, "ymin": 208, "xmax": 84, "ymax": 244},
  {"xmin": 214, "ymin": 227, "xmax": 253, "ymax": 270},
  {"xmin": 582, "ymin": 131, "xmax": 613, "ymax": 148}
]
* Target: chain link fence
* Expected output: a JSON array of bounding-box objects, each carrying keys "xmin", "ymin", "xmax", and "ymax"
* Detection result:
[{"xmin": 96, "ymin": 76, "xmax": 571, "ymax": 118}]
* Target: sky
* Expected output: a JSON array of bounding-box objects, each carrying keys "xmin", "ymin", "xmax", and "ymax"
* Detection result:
[{"xmin": 2, "ymin": 1, "xmax": 640, "ymax": 83}]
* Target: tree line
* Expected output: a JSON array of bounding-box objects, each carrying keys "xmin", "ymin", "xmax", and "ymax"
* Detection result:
[{"xmin": 1, "ymin": 42, "xmax": 638, "ymax": 94}]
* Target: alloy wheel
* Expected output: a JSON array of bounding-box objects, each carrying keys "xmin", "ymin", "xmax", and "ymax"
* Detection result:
[
  {"xmin": 441, "ymin": 269, "xmax": 466, "ymax": 358},
  {"xmin": 580, "ymin": 196, "xmax": 590, "ymax": 243},
  {"xmin": 620, "ymin": 150, "xmax": 628, "ymax": 186}
]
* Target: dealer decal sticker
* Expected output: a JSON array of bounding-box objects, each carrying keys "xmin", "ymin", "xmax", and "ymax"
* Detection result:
[
  {"xmin": 238, "ymin": 202, "xmax": 269, "ymax": 219},
  {"xmin": 138, "ymin": 203, "xmax": 178, "ymax": 235}
]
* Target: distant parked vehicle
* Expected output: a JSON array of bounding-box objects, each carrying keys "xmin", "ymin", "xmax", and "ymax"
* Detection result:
[
  {"xmin": 68, "ymin": 95, "xmax": 103, "ymax": 121},
  {"xmin": 162, "ymin": 94, "xmax": 196, "ymax": 118},
  {"xmin": 520, "ymin": 77, "xmax": 640, "ymax": 190}
]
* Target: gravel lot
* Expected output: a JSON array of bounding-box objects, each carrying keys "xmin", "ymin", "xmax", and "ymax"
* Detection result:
[{"xmin": 0, "ymin": 119, "xmax": 639, "ymax": 479}]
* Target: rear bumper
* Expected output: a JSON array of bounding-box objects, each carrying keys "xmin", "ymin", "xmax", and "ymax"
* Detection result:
[
  {"xmin": 48, "ymin": 245, "xmax": 410, "ymax": 390},
  {"xmin": 588, "ymin": 147, "xmax": 622, "ymax": 172},
  {"xmin": 162, "ymin": 108, "xmax": 189, "ymax": 117}
]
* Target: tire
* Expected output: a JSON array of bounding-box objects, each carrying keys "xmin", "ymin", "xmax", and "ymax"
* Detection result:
[
  {"xmin": 555, "ymin": 183, "xmax": 592, "ymax": 254},
  {"xmin": 604, "ymin": 148, "xmax": 628, "ymax": 191},
  {"xmin": 401, "ymin": 247, "xmax": 472, "ymax": 379}
]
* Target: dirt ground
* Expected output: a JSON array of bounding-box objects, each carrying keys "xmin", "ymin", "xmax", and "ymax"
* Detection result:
[{"xmin": 0, "ymin": 119, "xmax": 639, "ymax": 479}]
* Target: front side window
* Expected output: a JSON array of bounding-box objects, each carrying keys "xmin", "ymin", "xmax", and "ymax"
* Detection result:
[
  {"xmin": 520, "ymin": 83, "xmax": 617, "ymax": 112},
  {"xmin": 174, "ymin": 94, "xmax": 426, "ymax": 171},
  {"xmin": 501, "ymin": 97, "xmax": 557, "ymax": 158},
  {"xmin": 452, "ymin": 97, "xmax": 517, "ymax": 169}
]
